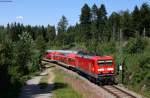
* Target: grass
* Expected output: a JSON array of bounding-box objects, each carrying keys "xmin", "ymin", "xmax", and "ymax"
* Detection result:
[{"xmin": 53, "ymin": 68, "xmax": 83, "ymax": 98}]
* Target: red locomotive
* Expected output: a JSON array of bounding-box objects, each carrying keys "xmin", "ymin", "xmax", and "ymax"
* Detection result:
[{"xmin": 44, "ymin": 50, "xmax": 116, "ymax": 85}]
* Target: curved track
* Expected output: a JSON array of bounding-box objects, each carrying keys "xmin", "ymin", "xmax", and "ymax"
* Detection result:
[{"xmin": 101, "ymin": 85, "xmax": 137, "ymax": 98}]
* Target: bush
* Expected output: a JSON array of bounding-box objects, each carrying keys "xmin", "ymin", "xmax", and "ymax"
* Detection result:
[
  {"xmin": 98, "ymin": 41, "xmax": 116, "ymax": 55},
  {"xmin": 125, "ymin": 38, "xmax": 148, "ymax": 54},
  {"xmin": 0, "ymin": 31, "xmax": 44, "ymax": 98},
  {"xmin": 15, "ymin": 32, "xmax": 33, "ymax": 75},
  {"xmin": 123, "ymin": 51, "xmax": 150, "ymax": 97}
]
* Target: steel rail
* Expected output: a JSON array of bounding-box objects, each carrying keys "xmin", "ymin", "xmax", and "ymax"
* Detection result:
[{"xmin": 101, "ymin": 85, "xmax": 137, "ymax": 98}]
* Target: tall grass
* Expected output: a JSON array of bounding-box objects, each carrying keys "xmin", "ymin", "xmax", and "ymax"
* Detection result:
[{"xmin": 53, "ymin": 68, "xmax": 83, "ymax": 98}]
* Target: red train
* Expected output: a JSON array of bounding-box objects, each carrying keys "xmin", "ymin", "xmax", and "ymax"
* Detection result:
[{"xmin": 44, "ymin": 50, "xmax": 116, "ymax": 85}]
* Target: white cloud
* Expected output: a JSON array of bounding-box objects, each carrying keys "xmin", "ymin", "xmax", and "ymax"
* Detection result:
[{"xmin": 16, "ymin": 16, "xmax": 24, "ymax": 20}]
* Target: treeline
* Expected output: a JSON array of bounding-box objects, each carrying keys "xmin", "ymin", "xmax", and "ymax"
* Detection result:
[
  {"xmin": 1, "ymin": 3, "xmax": 150, "ymax": 50},
  {"xmin": 6, "ymin": 23, "xmax": 56, "ymax": 42},
  {"xmin": 54, "ymin": 3, "xmax": 150, "ymax": 53}
]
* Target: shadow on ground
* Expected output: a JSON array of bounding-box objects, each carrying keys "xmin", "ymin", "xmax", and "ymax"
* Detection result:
[{"xmin": 19, "ymin": 82, "xmax": 67, "ymax": 98}]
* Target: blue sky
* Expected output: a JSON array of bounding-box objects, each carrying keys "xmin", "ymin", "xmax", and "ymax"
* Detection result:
[{"xmin": 0, "ymin": 0, "xmax": 149, "ymax": 26}]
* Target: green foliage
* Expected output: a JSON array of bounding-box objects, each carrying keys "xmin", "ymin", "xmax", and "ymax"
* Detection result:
[
  {"xmin": 132, "ymin": 6, "xmax": 140, "ymax": 31},
  {"xmin": 140, "ymin": 3, "xmax": 150, "ymax": 36},
  {"xmin": 35, "ymin": 36, "xmax": 46, "ymax": 54},
  {"xmin": 53, "ymin": 68, "xmax": 83, "ymax": 98},
  {"xmin": 121, "ymin": 38, "xmax": 150, "ymax": 97},
  {"xmin": 80, "ymin": 4, "xmax": 91, "ymax": 25},
  {"xmin": 121, "ymin": 10, "xmax": 133, "ymax": 39},
  {"xmin": 15, "ymin": 32, "xmax": 33, "ymax": 75},
  {"xmin": 56, "ymin": 15, "xmax": 69, "ymax": 47},
  {"xmin": 80, "ymin": 4, "xmax": 91, "ymax": 42},
  {"xmin": 124, "ymin": 53, "xmax": 150, "ymax": 97},
  {"xmin": 47, "ymin": 25, "xmax": 56, "ymax": 42},
  {"xmin": 98, "ymin": 41, "xmax": 116, "ymax": 55},
  {"xmin": 0, "ymin": 30, "xmax": 47, "ymax": 97},
  {"xmin": 108, "ymin": 12, "xmax": 120, "ymax": 41},
  {"xmin": 57, "ymin": 15, "xmax": 68, "ymax": 34},
  {"xmin": 0, "ymin": 38, "xmax": 21, "ymax": 98},
  {"xmin": 125, "ymin": 38, "xmax": 148, "ymax": 54},
  {"xmin": 30, "ymin": 49, "xmax": 41, "ymax": 72}
]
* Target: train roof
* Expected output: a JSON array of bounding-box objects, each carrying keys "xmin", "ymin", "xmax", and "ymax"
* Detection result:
[
  {"xmin": 46, "ymin": 50, "xmax": 113, "ymax": 60},
  {"xmin": 92, "ymin": 56, "xmax": 113, "ymax": 60},
  {"xmin": 46, "ymin": 50, "xmax": 78, "ymax": 54}
]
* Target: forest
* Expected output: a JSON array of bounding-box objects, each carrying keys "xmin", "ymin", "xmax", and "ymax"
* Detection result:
[{"xmin": 0, "ymin": 3, "xmax": 150, "ymax": 98}]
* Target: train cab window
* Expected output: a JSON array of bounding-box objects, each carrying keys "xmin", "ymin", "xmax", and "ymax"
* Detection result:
[{"xmin": 98, "ymin": 60, "xmax": 113, "ymax": 66}]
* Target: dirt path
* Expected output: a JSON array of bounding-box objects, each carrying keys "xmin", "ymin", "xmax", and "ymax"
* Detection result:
[{"xmin": 19, "ymin": 67, "xmax": 54, "ymax": 98}]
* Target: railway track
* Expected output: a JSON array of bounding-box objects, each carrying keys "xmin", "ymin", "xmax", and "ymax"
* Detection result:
[{"xmin": 101, "ymin": 85, "xmax": 137, "ymax": 98}]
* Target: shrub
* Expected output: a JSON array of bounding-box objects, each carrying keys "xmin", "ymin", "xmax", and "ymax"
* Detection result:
[
  {"xmin": 125, "ymin": 38, "xmax": 148, "ymax": 54},
  {"xmin": 98, "ymin": 41, "xmax": 116, "ymax": 55}
]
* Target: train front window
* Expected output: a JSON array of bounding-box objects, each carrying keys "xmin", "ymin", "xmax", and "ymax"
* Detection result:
[{"xmin": 98, "ymin": 60, "xmax": 113, "ymax": 66}]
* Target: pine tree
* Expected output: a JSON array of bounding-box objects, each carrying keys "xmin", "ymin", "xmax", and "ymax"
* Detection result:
[
  {"xmin": 91, "ymin": 4, "xmax": 98, "ymax": 40},
  {"xmin": 140, "ymin": 3, "xmax": 150, "ymax": 36},
  {"xmin": 97, "ymin": 4, "xmax": 107, "ymax": 42},
  {"xmin": 16, "ymin": 32, "xmax": 33, "ymax": 75},
  {"xmin": 132, "ymin": 6, "xmax": 140, "ymax": 32},
  {"xmin": 109, "ymin": 12, "xmax": 120, "ymax": 41},
  {"xmin": 56, "ymin": 15, "xmax": 68, "ymax": 47},
  {"xmin": 57, "ymin": 15, "xmax": 68, "ymax": 35},
  {"xmin": 120, "ymin": 10, "xmax": 133, "ymax": 39},
  {"xmin": 47, "ymin": 25, "xmax": 56, "ymax": 41},
  {"xmin": 80, "ymin": 4, "xmax": 91, "ymax": 42}
]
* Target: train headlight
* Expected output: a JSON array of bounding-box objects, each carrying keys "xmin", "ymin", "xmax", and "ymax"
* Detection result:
[
  {"xmin": 107, "ymin": 68, "xmax": 114, "ymax": 71},
  {"xmin": 98, "ymin": 68, "xmax": 104, "ymax": 71}
]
